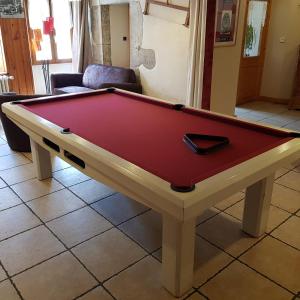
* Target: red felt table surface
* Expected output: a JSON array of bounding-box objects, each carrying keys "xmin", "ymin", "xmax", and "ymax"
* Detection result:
[{"xmin": 21, "ymin": 92, "xmax": 293, "ymax": 187}]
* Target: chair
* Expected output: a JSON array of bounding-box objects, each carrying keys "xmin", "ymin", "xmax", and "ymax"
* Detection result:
[
  {"xmin": 51, "ymin": 64, "xmax": 143, "ymax": 95},
  {"xmin": 0, "ymin": 94, "xmax": 47, "ymax": 152}
]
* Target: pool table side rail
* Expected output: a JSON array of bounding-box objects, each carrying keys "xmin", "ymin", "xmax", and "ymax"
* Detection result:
[{"xmin": 2, "ymin": 89, "xmax": 300, "ymax": 222}]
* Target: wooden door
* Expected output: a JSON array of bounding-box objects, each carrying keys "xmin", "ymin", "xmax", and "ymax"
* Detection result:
[
  {"xmin": 236, "ymin": 0, "xmax": 271, "ymax": 105},
  {"xmin": 0, "ymin": 18, "xmax": 34, "ymax": 94}
]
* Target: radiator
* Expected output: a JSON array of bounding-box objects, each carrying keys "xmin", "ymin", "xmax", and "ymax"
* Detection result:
[{"xmin": 0, "ymin": 75, "xmax": 14, "ymax": 93}]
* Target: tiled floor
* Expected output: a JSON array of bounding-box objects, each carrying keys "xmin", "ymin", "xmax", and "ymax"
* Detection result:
[{"xmin": 0, "ymin": 101, "xmax": 299, "ymax": 300}]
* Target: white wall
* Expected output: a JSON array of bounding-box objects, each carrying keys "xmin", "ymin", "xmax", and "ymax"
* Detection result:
[
  {"xmin": 260, "ymin": 0, "xmax": 300, "ymax": 101},
  {"xmin": 110, "ymin": 4, "xmax": 130, "ymax": 68},
  {"xmin": 210, "ymin": 0, "xmax": 247, "ymax": 115},
  {"xmin": 32, "ymin": 63, "xmax": 73, "ymax": 94},
  {"xmin": 138, "ymin": 0, "xmax": 190, "ymax": 103}
]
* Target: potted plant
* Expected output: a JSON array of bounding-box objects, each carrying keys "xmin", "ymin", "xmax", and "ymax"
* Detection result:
[{"xmin": 245, "ymin": 24, "xmax": 256, "ymax": 56}]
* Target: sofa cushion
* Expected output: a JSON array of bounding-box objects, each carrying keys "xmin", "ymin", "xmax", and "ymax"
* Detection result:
[
  {"xmin": 82, "ymin": 64, "xmax": 136, "ymax": 89},
  {"xmin": 54, "ymin": 86, "xmax": 94, "ymax": 95}
]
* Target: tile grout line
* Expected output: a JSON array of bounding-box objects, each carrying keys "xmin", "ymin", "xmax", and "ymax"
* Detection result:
[
  {"xmin": 72, "ymin": 283, "xmax": 118, "ymax": 300},
  {"xmin": 53, "ymin": 175, "xmax": 159, "ymax": 255},
  {"xmin": 1, "ymin": 171, "xmax": 163, "ymax": 300},
  {"xmin": 0, "ymin": 178, "xmax": 106, "ymax": 299},
  {"xmin": 195, "ymin": 209, "xmax": 299, "ymax": 296},
  {"xmin": 0, "ymin": 145, "xmax": 299, "ymax": 298},
  {"xmin": 3, "ymin": 170, "xmax": 298, "ymax": 298},
  {"xmin": 0, "ymin": 260, "xmax": 25, "ymax": 300}
]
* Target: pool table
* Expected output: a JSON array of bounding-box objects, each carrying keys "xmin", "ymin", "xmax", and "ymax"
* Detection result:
[{"xmin": 2, "ymin": 88, "xmax": 300, "ymax": 297}]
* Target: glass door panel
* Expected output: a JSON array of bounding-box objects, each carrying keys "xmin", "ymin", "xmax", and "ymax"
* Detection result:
[{"xmin": 244, "ymin": 0, "xmax": 268, "ymax": 57}]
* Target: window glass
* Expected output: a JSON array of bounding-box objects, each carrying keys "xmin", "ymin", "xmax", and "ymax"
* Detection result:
[
  {"xmin": 28, "ymin": 0, "xmax": 52, "ymax": 61},
  {"xmin": 51, "ymin": 0, "xmax": 72, "ymax": 59},
  {"xmin": 28, "ymin": 0, "xmax": 72, "ymax": 62},
  {"xmin": 243, "ymin": 0, "xmax": 268, "ymax": 57},
  {"xmin": 0, "ymin": 29, "xmax": 7, "ymax": 73}
]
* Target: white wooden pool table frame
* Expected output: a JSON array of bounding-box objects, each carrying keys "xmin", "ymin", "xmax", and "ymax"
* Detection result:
[{"xmin": 2, "ymin": 89, "xmax": 300, "ymax": 297}]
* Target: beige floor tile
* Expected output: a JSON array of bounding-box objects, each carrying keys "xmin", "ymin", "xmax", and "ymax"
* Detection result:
[
  {"xmin": 0, "ymin": 163, "xmax": 36, "ymax": 185},
  {"xmin": 78, "ymin": 287, "xmax": 114, "ymax": 300},
  {"xmin": 271, "ymin": 183, "xmax": 300, "ymax": 213},
  {"xmin": 0, "ymin": 187, "xmax": 22, "ymax": 211},
  {"xmin": 104, "ymin": 256, "xmax": 189, "ymax": 300},
  {"xmin": 292, "ymin": 159, "xmax": 300, "ymax": 172},
  {"xmin": 0, "ymin": 265, "xmax": 7, "ymax": 281},
  {"xmin": 0, "ymin": 205, "xmax": 41, "ymax": 240},
  {"xmin": 196, "ymin": 208, "xmax": 220, "ymax": 225},
  {"xmin": 275, "ymin": 168, "xmax": 290, "ymax": 179},
  {"xmin": 214, "ymin": 192, "xmax": 244, "ymax": 211},
  {"xmin": 73, "ymin": 228, "xmax": 146, "ymax": 281},
  {"xmin": 0, "ymin": 280, "xmax": 20, "ymax": 300},
  {"xmin": 0, "ymin": 178, "xmax": 6, "ymax": 188},
  {"xmin": 224, "ymin": 201, "xmax": 290, "ymax": 233},
  {"xmin": 22, "ymin": 152, "xmax": 32, "ymax": 160},
  {"xmin": 0, "ymin": 226, "xmax": 65, "ymax": 276},
  {"xmin": 196, "ymin": 213, "xmax": 262, "ymax": 256},
  {"xmin": 186, "ymin": 293, "xmax": 206, "ymax": 300},
  {"xmin": 13, "ymin": 252, "xmax": 97, "ymax": 300},
  {"xmin": 91, "ymin": 193, "xmax": 148, "ymax": 225},
  {"xmin": 47, "ymin": 206, "xmax": 112, "ymax": 247},
  {"xmin": 0, "ymin": 133, "xmax": 6, "ymax": 141},
  {"xmin": 276, "ymin": 171, "xmax": 300, "ymax": 191},
  {"xmin": 0, "ymin": 154, "xmax": 30, "ymax": 171},
  {"xmin": 240, "ymin": 236, "xmax": 300, "ymax": 293},
  {"xmin": 0, "ymin": 144, "xmax": 15, "ymax": 157},
  {"xmin": 193, "ymin": 236, "xmax": 233, "ymax": 287},
  {"xmin": 11, "ymin": 178, "xmax": 64, "ymax": 202},
  {"xmin": 271, "ymin": 217, "xmax": 300, "ymax": 250},
  {"xmin": 27, "ymin": 189, "xmax": 85, "ymax": 222},
  {"xmin": 53, "ymin": 167, "xmax": 90, "ymax": 187},
  {"xmin": 51, "ymin": 156, "xmax": 70, "ymax": 171},
  {"xmin": 262, "ymin": 117, "xmax": 291, "ymax": 127},
  {"xmin": 152, "ymin": 236, "xmax": 233, "ymax": 288},
  {"xmin": 283, "ymin": 159, "xmax": 300, "ymax": 171},
  {"xmin": 201, "ymin": 260, "xmax": 292, "ymax": 300},
  {"xmin": 119, "ymin": 210, "xmax": 162, "ymax": 252},
  {"xmin": 286, "ymin": 120, "xmax": 300, "ymax": 131},
  {"xmin": 69, "ymin": 180, "xmax": 115, "ymax": 204}
]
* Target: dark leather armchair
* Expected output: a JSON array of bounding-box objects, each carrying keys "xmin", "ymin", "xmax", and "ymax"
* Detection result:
[
  {"xmin": 0, "ymin": 94, "xmax": 47, "ymax": 152},
  {"xmin": 51, "ymin": 64, "xmax": 142, "ymax": 95}
]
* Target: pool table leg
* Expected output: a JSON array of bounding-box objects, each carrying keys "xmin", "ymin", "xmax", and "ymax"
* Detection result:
[
  {"xmin": 30, "ymin": 139, "xmax": 52, "ymax": 180},
  {"xmin": 242, "ymin": 174, "xmax": 275, "ymax": 237},
  {"xmin": 162, "ymin": 215, "xmax": 195, "ymax": 297}
]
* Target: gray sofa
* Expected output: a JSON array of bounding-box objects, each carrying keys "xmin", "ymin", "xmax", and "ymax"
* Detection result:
[{"xmin": 51, "ymin": 64, "xmax": 142, "ymax": 95}]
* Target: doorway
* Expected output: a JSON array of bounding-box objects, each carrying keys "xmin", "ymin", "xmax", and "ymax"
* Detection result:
[
  {"xmin": 109, "ymin": 4, "xmax": 130, "ymax": 68},
  {"xmin": 236, "ymin": 0, "xmax": 271, "ymax": 105}
]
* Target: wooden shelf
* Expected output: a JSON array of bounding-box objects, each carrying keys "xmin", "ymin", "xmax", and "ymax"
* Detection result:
[{"xmin": 143, "ymin": 0, "xmax": 190, "ymax": 27}]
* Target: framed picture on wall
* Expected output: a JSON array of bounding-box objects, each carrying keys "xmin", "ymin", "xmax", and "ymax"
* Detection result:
[
  {"xmin": 0, "ymin": 0, "xmax": 25, "ymax": 19},
  {"xmin": 215, "ymin": 0, "xmax": 240, "ymax": 46}
]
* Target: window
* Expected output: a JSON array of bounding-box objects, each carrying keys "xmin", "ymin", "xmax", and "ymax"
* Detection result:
[
  {"xmin": 27, "ymin": 0, "xmax": 72, "ymax": 64},
  {"xmin": 0, "ymin": 29, "xmax": 7, "ymax": 74}
]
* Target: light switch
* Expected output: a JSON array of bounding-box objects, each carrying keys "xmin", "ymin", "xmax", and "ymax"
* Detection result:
[{"xmin": 279, "ymin": 36, "xmax": 286, "ymax": 43}]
